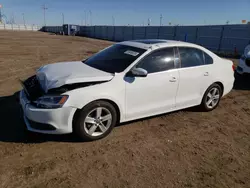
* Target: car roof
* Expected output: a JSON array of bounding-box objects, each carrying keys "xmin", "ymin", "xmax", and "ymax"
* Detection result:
[
  {"xmin": 119, "ymin": 39, "xmax": 203, "ymax": 50},
  {"xmin": 131, "ymin": 39, "xmax": 170, "ymax": 44}
]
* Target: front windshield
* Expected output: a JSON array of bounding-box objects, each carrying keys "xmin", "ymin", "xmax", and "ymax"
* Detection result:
[{"xmin": 83, "ymin": 44, "xmax": 146, "ymax": 73}]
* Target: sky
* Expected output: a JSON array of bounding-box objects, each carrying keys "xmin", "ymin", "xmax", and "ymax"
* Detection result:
[{"xmin": 0, "ymin": 0, "xmax": 249, "ymax": 26}]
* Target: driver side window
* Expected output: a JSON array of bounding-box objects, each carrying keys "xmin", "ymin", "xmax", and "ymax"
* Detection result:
[{"xmin": 136, "ymin": 48, "xmax": 175, "ymax": 74}]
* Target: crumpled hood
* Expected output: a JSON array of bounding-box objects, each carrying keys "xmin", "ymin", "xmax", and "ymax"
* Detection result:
[{"xmin": 36, "ymin": 61, "xmax": 114, "ymax": 93}]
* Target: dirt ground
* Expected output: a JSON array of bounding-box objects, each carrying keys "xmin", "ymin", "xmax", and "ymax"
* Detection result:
[{"xmin": 0, "ymin": 31, "xmax": 249, "ymax": 188}]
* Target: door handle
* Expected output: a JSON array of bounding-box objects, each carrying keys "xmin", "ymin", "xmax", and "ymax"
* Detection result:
[
  {"xmin": 204, "ymin": 72, "xmax": 209, "ymax": 76},
  {"xmin": 169, "ymin": 77, "xmax": 177, "ymax": 82}
]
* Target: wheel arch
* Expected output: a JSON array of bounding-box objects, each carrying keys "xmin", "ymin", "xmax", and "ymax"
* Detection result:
[
  {"xmin": 213, "ymin": 81, "xmax": 224, "ymax": 95},
  {"xmin": 72, "ymin": 99, "xmax": 121, "ymax": 129},
  {"xmin": 200, "ymin": 81, "xmax": 224, "ymax": 104}
]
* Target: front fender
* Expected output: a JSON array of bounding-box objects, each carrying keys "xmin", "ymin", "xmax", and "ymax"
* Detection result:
[{"xmin": 63, "ymin": 79, "xmax": 125, "ymax": 122}]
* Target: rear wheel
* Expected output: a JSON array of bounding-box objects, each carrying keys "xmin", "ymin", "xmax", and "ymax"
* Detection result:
[
  {"xmin": 200, "ymin": 83, "xmax": 222, "ymax": 111},
  {"xmin": 74, "ymin": 101, "xmax": 117, "ymax": 141}
]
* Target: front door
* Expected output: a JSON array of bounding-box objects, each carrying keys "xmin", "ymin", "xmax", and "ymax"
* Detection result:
[{"xmin": 125, "ymin": 47, "xmax": 179, "ymax": 120}]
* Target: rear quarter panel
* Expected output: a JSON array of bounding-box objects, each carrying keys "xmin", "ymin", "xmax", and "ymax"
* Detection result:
[{"xmin": 212, "ymin": 57, "xmax": 235, "ymax": 96}]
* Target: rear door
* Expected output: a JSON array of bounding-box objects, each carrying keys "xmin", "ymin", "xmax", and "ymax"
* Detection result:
[{"xmin": 175, "ymin": 47, "xmax": 213, "ymax": 109}]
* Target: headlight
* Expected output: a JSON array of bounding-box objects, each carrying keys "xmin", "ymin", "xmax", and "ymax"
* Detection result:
[{"xmin": 34, "ymin": 95, "xmax": 69, "ymax": 109}]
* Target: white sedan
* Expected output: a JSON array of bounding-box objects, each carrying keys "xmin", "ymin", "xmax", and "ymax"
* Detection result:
[
  {"xmin": 20, "ymin": 40, "xmax": 235, "ymax": 141},
  {"xmin": 236, "ymin": 44, "xmax": 250, "ymax": 74}
]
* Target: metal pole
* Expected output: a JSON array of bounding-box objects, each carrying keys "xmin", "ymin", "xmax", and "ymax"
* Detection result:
[
  {"xmin": 89, "ymin": 10, "xmax": 92, "ymax": 26},
  {"xmin": 218, "ymin": 26, "xmax": 225, "ymax": 52},
  {"xmin": 62, "ymin": 13, "xmax": 64, "ymax": 25},
  {"xmin": 44, "ymin": 7, "xmax": 45, "ymax": 26},
  {"xmin": 12, "ymin": 13, "xmax": 15, "ymax": 24},
  {"xmin": 0, "ymin": 6, "xmax": 2, "ymax": 24},
  {"xmin": 147, "ymin": 18, "xmax": 151, "ymax": 26},
  {"xmin": 112, "ymin": 16, "xmax": 115, "ymax": 26},
  {"xmin": 85, "ymin": 10, "xmax": 87, "ymax": 26},
  {"xmin": 43, "ymin": 6, "xmax": 45, "ymax": 26},
  {"xmin": 157, "ymin": 26, "xmax": 160, "ymax": 39},
  {"xmin": 42, "ymin": 4, "xmax": 48, "ymax": 26},
  {"xmin": 22, "ymin": 13, "xmax": 25, "ymax": 25},
  {"xmin": 160, "ymin": 14, "xmax": 162, "ymax": 26}
]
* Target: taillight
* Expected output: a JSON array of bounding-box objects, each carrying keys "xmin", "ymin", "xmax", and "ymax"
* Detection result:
[{"xmin": 232, "ymin": 65, "xmax": 235, "ymax": 71}]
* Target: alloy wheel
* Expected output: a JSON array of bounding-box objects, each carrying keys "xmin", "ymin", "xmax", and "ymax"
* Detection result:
[
  {"xmin": 83, "ymin": 107, "xmax": 112, "ymax": 137},
  {"xmin": 205, "ymin": 87, "xmax": 220, "ymax": 109}
]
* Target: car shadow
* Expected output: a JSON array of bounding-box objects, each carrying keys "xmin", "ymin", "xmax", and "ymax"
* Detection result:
[
  {"xmin": 233, "ymin": 72, "xmax": 250, "ymax": 90},
  {"xmin": 0, "ymin": 92, "xmax": 78, "ymax": 143}
]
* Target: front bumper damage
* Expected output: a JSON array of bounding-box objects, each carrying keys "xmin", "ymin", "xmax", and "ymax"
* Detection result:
[{"xmin": 19, "ymin": 90, "xmax": 77, "ymax": 134}]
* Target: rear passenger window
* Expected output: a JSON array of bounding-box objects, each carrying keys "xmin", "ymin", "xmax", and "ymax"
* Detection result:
[
  {"xmin": 204, "ymin": 53, "xmax": 213, "ymax": 64},
  {"xmin": 178, "ymin": 47, "xmax": 204, "ymax": 68}
]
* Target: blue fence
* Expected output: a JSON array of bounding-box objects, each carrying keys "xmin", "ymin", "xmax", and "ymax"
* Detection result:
[{"xmin": 43, "ymin": 24, "xmax": 250, "ymax": 54}]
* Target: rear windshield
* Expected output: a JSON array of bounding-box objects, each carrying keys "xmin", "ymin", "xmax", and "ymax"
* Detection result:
[{"xmin": 83, "ymin": 44, "xmax": 146, "ymax": 73}]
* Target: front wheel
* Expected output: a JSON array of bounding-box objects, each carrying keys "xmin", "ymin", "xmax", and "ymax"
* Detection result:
[
  {"xmin": 74, "ymin": 101, "xmax": 117, "ymax": 141},
  {"xmin": 200, "ymin": 83, "xmax": 222, "ymax": 111}
]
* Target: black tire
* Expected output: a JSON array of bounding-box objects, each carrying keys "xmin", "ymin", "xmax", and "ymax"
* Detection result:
[
  {"xmin": 200, "ymin": 83, "xmax": 222, "ymax": 112},
  {"xmin": 74, "ymin": 100, "xmax": 117, "ymax": 141}
]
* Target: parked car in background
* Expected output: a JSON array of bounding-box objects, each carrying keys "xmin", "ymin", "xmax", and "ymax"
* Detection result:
[
  {"xmin": 236, "ymin": 44, "xmax": 250, "ymax": 74},
  {"xmin": 19, "ymin": 40, "xmax": 235, "ymax": 141}
]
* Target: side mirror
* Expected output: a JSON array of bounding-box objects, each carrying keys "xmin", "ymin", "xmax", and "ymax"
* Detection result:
[{"xmin": 128, "ymin": 67, "xmax": 148, "ymax": 77}]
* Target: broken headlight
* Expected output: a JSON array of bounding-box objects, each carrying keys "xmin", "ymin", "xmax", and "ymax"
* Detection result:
[{"xmin": 34, "ymin": 95, "xmax": 69, "ymax": 109}]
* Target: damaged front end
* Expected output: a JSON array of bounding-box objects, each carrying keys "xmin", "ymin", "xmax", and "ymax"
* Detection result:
[
  {"xmin": 21, "ymin": 75, "xmax": 107, "ymax": 103},
  {"xmin": 21, "ymin": 75, "xmax": 44, "ymax": 101},
  {"xmin": 21, "ymin": 61, "xmax": 114, "ymax": 108},
  {"xmin": 47, "ymin": 81, "xmax": 107, "ymax": 94}
]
